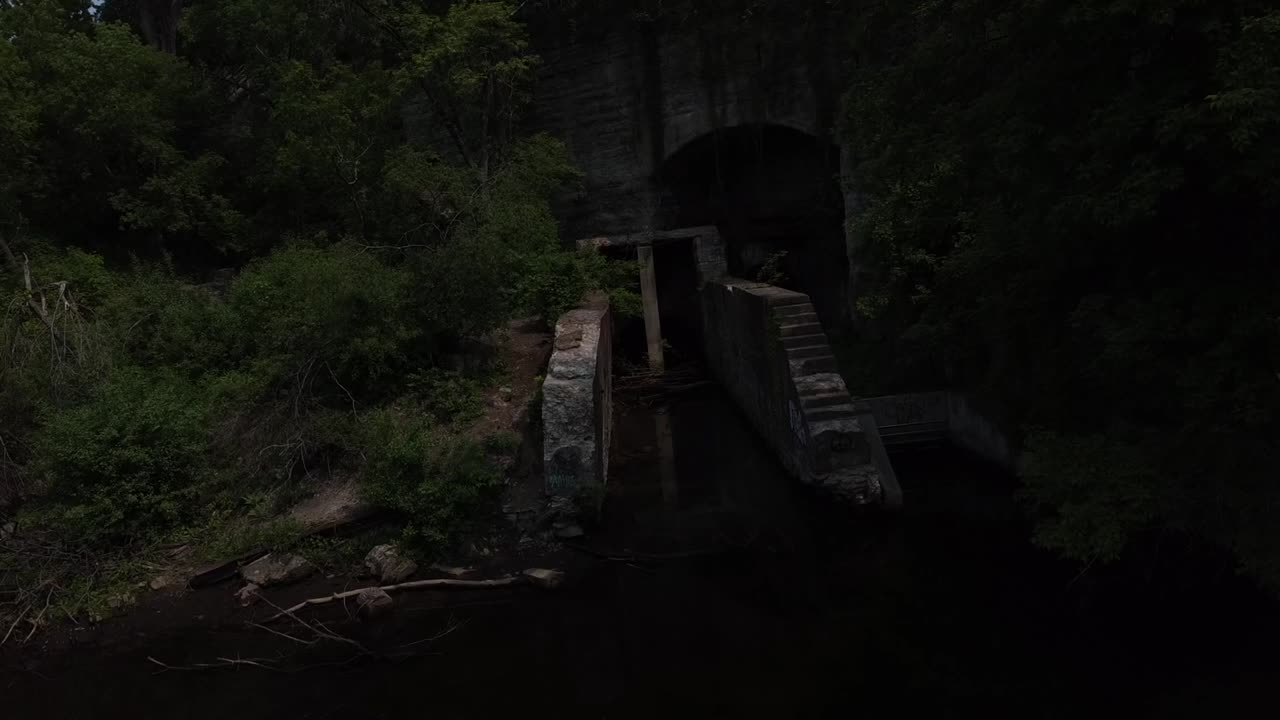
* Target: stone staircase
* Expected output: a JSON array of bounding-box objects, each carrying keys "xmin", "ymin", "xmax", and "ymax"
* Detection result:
[
  {"xmin": 701, "ymin": 278, "xmax": 900, "ymax": 509},
  {"xmin": 770, "ymin": 296, "xmax": 862, "ymax": 425},
  {"xmin": 765, "ymin": 292, "xmax": 886, "ymax": 505}
]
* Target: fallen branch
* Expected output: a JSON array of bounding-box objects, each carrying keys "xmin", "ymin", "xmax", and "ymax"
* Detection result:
[
  {"xmin": 148, "ymin": 655, "xmax": 287, "ymax": 673},
  {"xmin": 266, "ymin": 576, "xmax": 526, "ymax": 622},
  {"xmin": 1, "ymin": 603, "xmax": 30, "ymax": 646},
  {"xmin": 251, "ymin": 592, "xmax": 372, "ymax": 654}
]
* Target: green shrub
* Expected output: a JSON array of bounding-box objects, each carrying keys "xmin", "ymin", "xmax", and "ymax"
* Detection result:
[
  {"xmin": 294, "ymin": 533, "xmax": 375, "ymax": 573},
  {"xmin": 1019, "ymin": 431, "xmax": 1160, "ymax": 563},
  {"xmin": 483, "ymin": 431, "xmax": 521, "ymax": 455},
  {"xmin": 25, "ymin": 245, "xmax": 119, "ymax": 308},
  {"xmin": 99, "ymin": 261, "xmax": 235, "ymax": 375},
  {"xmin": 518, "ymin": 247, "xmax": 641, "ymax": 324},
  {"xmin": 408, "ymin": 233, "xmax": 518, "ymax": 345},
  {"xmin": 405, "ymin": 368, "xmax": 486, "ymax": 425},
  {"xmin": 357, "ymin": 408, "xmax": 499, "ymax": 553},
  {"xmin": 228, "ymin": 240, "xmax": 418, "ymax": 401},
  {"xmin": 29, "ymin": 367, "xmax": 214, "ymax": 545}
]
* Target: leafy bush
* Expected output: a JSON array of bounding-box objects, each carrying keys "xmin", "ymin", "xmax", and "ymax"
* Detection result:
[
  {"xmin": 357, "ymin": 408, "xmax": 499, "ymax": 553},
  {"xmin": 407, "ymin": 233, "xmax": 518, "ymax": 345},
  {"xmin": 843, "ymin": 0, "xmax": 1280, "ymax": 584},
  {"xmin": 99, "ymin": 261, "xmax": 235, "ymax": 375},
  {"xmin": 28, "ymin": 367, "xmax": 213, "ymax": 545},
  {"xmin": 406, "ymin": 368, "xmax": 487, "ymax": 425},
  {"xmin": 519, "ymin": 247, "xmax": 642, "ymax": 324},
  {"xmin": 1019, "ymin": 431, "xmax": 1160, "ymax": 563},
  {"xmin": 1, "ymin": 246, "xmax": 116, "ymax": 498},
  {"xmin": 227, "ymin": 241, "xmax": 418, "ymax": 401}
]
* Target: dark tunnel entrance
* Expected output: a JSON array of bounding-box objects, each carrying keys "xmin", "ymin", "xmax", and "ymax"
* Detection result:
[{"xmin": 656, "ymin": 124, "xmax": 848, "ymax": 334}]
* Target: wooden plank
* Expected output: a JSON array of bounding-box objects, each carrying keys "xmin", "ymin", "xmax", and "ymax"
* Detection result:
[
  {"xmin": 637, "ymin": 244, "xmax": 665, "ymax": 371},
  {"xmin": 576, "ymin": 225, "xmax": 719, "ymax": 250}
]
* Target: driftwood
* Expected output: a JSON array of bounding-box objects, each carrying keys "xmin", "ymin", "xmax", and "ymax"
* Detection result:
[{"xmin": 266, "ymin": 576, "xmax": 526, "ymax": 622}]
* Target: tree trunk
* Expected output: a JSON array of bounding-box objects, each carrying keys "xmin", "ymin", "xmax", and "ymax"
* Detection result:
[{"xmin": 139, "ymin": 0, "xmax": 183, "ymax": 54}]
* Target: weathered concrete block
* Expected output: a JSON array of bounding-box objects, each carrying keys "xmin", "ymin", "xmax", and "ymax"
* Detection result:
[{"xmin": 542, "ymin": 298, "xmax": 612, "ymax": 507}]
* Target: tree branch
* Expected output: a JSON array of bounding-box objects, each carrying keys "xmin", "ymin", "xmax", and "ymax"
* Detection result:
[{"xmin": 265, "ymin": 575, "xmax": 528, "ymax": 622}]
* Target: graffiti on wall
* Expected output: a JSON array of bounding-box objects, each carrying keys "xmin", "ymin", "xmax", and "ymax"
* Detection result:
[
  {"xmin": 546, "ymin": 446, "xmax": 583, "ymax": 496},
  {"xmin": 788, "ymin": 399, "xmax": 808, "ymax": 447}
]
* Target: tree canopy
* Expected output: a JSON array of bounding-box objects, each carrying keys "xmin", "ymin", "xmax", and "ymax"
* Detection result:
[
  {"xmin": 843, "ymin": 0, "xmax": 1279, "ymax": 587},
  {"xmin": 0, "ymin": 0, "xmax": 635, "ymax": 586}
]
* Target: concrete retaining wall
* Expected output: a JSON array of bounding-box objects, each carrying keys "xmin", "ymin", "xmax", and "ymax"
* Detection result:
[
  {"xmin": 862, "ymin": 391, "xmax": 1016, "ymax": 471},
  {"xmin": 700, "ymin": 278, "xmax": 896, "ymax": 505},
  {"xmin": 946, "ymin": 393, "xmax": 1015, "ymax": 470},
  {"xmin": 542, "ymin": 298, "xmax": 612, "ymax": 505}
]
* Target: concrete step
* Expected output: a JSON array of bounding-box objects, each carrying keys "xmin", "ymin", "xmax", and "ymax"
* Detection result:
[
  {"xmin": 782, "ymin": 333, "xmax": 827, "ymax": 349},
  {"xmin": 793, "ymin": 355, "xmax": 839, "ymax": 374},
  {"xmin": 793, "ymin": 372, "xmax": 851, "ymax": 397},
  {"xmin": 766, "ymin": 293, "xmax": 811, "ymax": 308},
  {"xmin": 801, "ymin": 392, "xmax": 850, "ymax": 409},
  {"xmin": 779, "ymin": 322, "xmax": 823, "ymax": 338},
  {"xmin": 777, "ymin": 312, "xmax": 819, "ymax": 325},
  {"xmin": 773, "ymin": 303, "xmax": 816, "ymax": 318},
  {"xmin": 805, "ymin": 404, "xmax": 858, "ymax": 422},
  {"xmin": 787, "ymin": 344, "xmax": 832, "ymax": 360}
]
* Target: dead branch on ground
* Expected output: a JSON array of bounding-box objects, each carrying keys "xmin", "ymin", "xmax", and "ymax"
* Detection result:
[
  {"xmin": 265, "ymin": 575, "xmax": 526, "ymax": 622},
  {"xmin": 145, "ymin": 590, "xmax": 467, "ymax": 673}
]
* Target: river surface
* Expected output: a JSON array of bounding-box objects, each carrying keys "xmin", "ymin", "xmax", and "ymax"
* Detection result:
[{"xmin": 5, "ymin": 384, "xmax": 1278, "ymax": 718}]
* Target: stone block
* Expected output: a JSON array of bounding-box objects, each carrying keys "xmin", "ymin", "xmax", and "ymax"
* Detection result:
[
  {"xmin": 543, "ymin": 299, "xmax": 612, "ymax": 507},
  {"xmin": 701, "ymin": 277, "xmax": 893, "ymax": 507}
]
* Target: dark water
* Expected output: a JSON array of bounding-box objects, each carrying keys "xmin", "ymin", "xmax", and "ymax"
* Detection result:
[{"xmin": 6, "ymin": 385, "xmax": 1278, "ymax": 718}]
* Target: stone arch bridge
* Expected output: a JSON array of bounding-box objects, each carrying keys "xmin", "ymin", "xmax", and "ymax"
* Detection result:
[
  {"xmin": 529, "ymin": 13, "xmax": 918, "ymax": 512},
  {"xmin": 525, "ymin": 10, "xmax": 864, "ymax": 330}
]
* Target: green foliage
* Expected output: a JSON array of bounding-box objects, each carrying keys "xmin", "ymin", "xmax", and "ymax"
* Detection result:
[
  {"xmin": 227, "ymin": 241, "xmax": 417, "ymax": 400},
  {"xmin": 0, "ymin": 1, "xmax": 633, "ymax": 626},
  {"xmin": 99, "ymin": 261, "xmax": 234, "ymax": 374},
  {"xmin": 1, "ymin": 245, "xmax": 115, "ymax": 488},
  {"xmin": 844, "ymin": 0, "xmax": 1280, "ymax": 584},
  {"xmin": 293, "ymin": 533, "xmax": 373, "ymax": 574},
  {"xmin": 406, "ymin": 368, "xmax": 487, "ymax": 425},
  {"xmin": 28, "ymin": 367, "xmax": 213, "ymax": 545},
  {"xmin": 1019, "ymin": 432, "xmax": 1159, "ymax": 563},
  {"xmin": 396, "ymin": 1, "xmax": 538, "ymax": 167},
  {"xmin": 754, "ymin": 249, "xmax": 789, "ymax": 286},
  {"xmin": 519, "ymin": 246, "xmax": 642, "ymax": 324},
  {"xmin": 483, "ymin": 430, "xmax": 521, "ymax": 455},
  {"xmin": 189, "ymin": 515, "xmax": 308, "ymax": 565},
  {"xmin": 0, "ymin": 1, "xmax": 239, "ymax": 250},
  {"xmin": 357, "ymin": 408, "xmax": 500, "ymax": 553}
]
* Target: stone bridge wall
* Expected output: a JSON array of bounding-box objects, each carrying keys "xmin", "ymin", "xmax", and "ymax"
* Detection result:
[
  {"xmin": 700, "ymin": 278, "xmax": 896, "ymax": 505},
  {"xmin": 542, "ymin": 298, "xmax": 612, "ymax": 506},
  {"xmin": 527, "ymin": 17, "xmax": 836, "ymax": 240}
]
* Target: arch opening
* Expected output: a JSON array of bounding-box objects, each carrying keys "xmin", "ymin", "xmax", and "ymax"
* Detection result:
[{"xmin": 656, "ymin": 124, "xmax": 849, "ymax": 333}]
